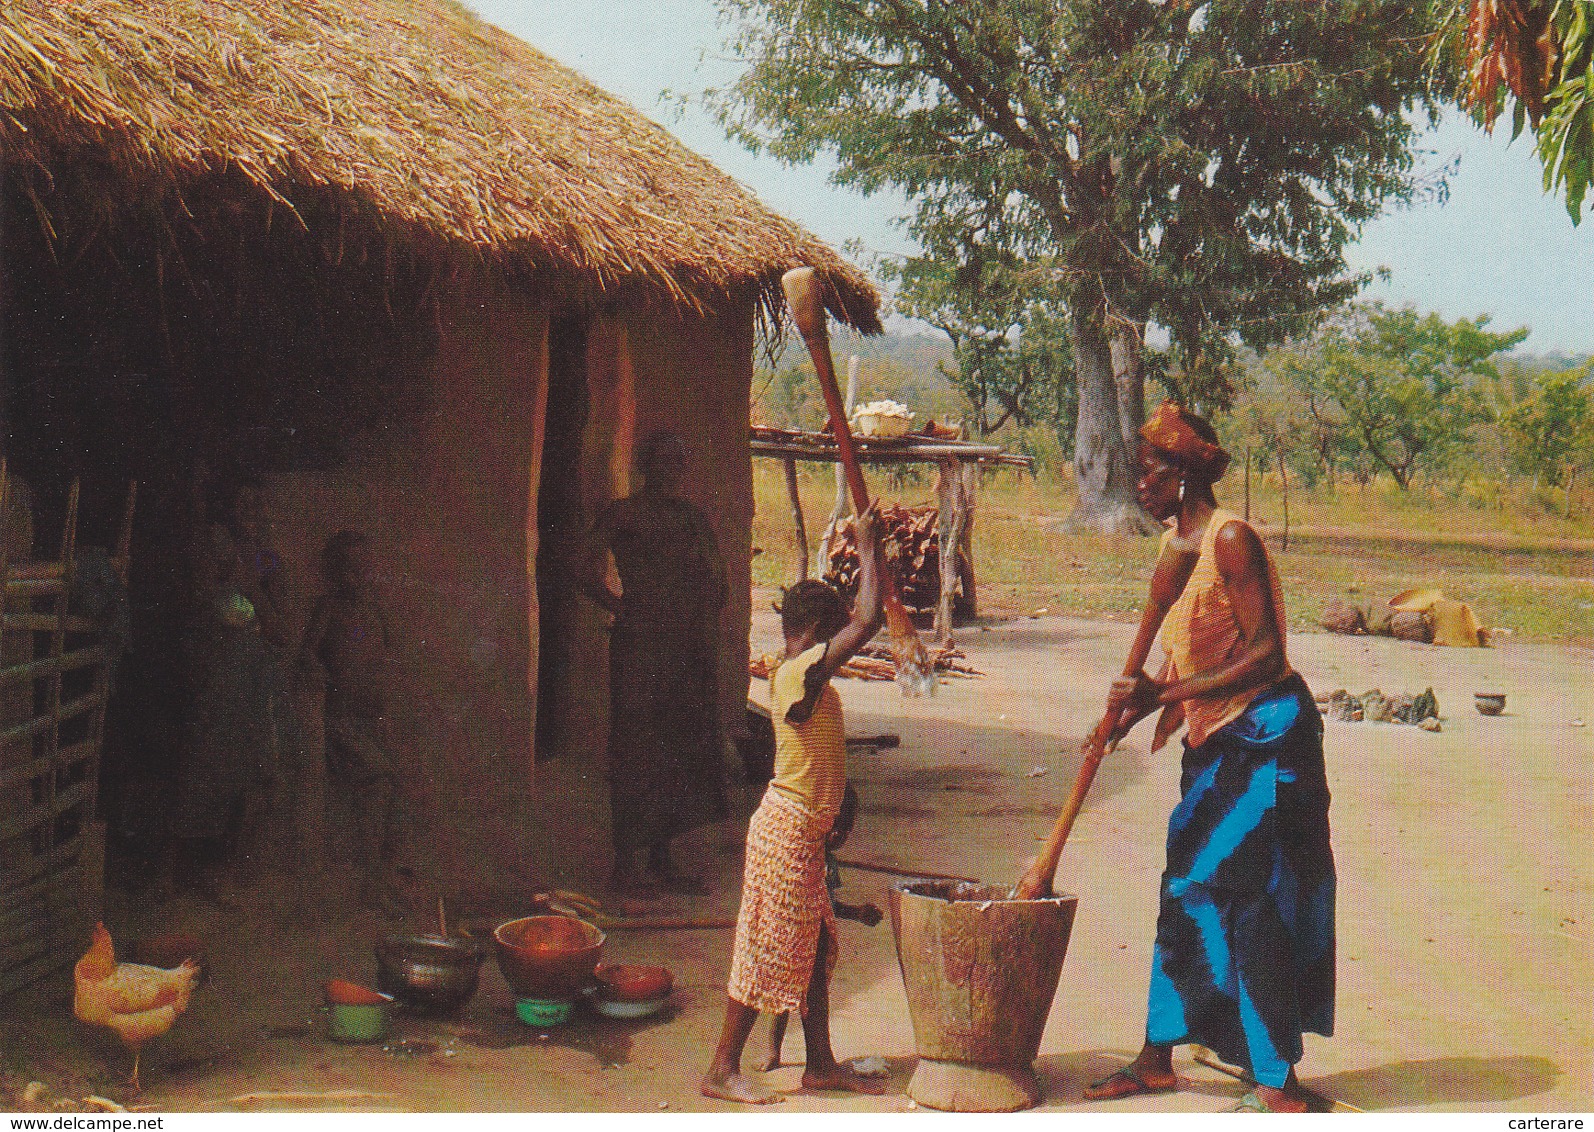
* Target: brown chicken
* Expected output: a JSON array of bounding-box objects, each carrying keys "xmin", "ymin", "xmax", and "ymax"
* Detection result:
[{"xmin": 73, "ymin": 923, "xmax": 200, "ymax": 1092}]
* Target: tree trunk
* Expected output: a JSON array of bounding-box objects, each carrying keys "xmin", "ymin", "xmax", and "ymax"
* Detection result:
[
  {"xmin": 1277, "ymin": 449, "xmax": 1289, "ymax": 553},
  {"xmin": 1110, "ymin": 325, "xmax": 1147, "ymax": 452},
  {"xmin": 1066, "ymin": 312, "xmax": 1157, "ymax": 534},
  {"xmin": 1243, "ymin": 447, "xmax": 1251, "ymax": 521}
]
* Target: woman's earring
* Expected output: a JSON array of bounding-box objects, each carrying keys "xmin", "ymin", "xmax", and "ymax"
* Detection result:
[{"xmin": 1178, "ymin": 479, "xmax": 1186, "ymax": 503}]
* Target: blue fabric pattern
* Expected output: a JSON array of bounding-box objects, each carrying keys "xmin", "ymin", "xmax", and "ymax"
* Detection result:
[
  {"xmin": 1143, "ymin": 673, "xmax": 1335, "ymax": 1088},
  {"xmin": 1227, "ymin": 687, "xmax": 1301, "ymax": 745}
]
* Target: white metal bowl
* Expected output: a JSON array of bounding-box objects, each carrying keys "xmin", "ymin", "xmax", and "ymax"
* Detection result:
[{"xmin": 584, "ymin": 986, "xmax": 671, "ymax": 1019}]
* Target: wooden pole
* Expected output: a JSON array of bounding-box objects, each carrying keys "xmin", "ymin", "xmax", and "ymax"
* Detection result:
[
  {"xmin": 958, "ymin": 461, "xmax": 979, "ymax": 618},
  {"xmin": 933, "ymin": 460, "xmax": 973, "ymax": 645},
  {"xmin": 933, "ymin": 461, "xmax": 955, "ymax": 644},
  {"xmin": 1277, "ymin": 449, "xmax": 1289, "ymax": 552},
  {"xmin": 783, "ymin": 456, "xmax": 808, "ymax": 583},
  {"xmin": 814, "ymin": 356, "xmax": 860, "ymax": 578},
  {"xmin": 782, "ymin": 268, "xmax": 932, "ymax": 694},
  {"xmin": 1015, "ymin": 717, "xmax": 1119, "ymax": 896},
  {"xmin": 1243, "ymin": 447, "xmax": 1251, "ymax": 522}
]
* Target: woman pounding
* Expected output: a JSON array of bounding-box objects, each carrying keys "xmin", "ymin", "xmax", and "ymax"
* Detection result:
[{"xmin": 1019, "ymin": 401, "xmax": 1334, "ymax": 1113}]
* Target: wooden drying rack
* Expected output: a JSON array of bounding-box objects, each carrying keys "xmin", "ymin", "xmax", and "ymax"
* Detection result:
[{"xmin": 750, "ymin": 423, "xmax": 1032, "ymax": 643}]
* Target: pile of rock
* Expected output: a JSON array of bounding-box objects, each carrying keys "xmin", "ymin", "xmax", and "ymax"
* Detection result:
[
  {"xmin": 1320, "ymin": 687, "xmax": 1442, "ymax": 731},
  {"xmin": 1319, "ymin": 589, "xmax": 1487, "ymax": 647},
  {"xmin": 1320, "ymin": 600, "xmax": 1437, "ymax": 643}
]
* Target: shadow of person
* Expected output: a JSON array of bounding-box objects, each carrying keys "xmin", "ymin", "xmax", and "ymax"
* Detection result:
[{"xmin": 1312, "ymin": 1055, "xmax": 1562, "ymax": 1110}]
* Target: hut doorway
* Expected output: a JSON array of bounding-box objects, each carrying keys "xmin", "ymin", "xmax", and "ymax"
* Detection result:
[{"xmin": 533, "ymin": 317, "xmax": 591, "ymax": 763}]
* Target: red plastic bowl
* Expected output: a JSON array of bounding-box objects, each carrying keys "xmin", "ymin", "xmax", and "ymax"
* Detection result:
[{"xmin": 595, "ymin": 964, "xmax": 672, "ymax": 1002}]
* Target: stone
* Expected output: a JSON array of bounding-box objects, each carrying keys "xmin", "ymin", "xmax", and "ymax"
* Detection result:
[
  {"xmin": 1390, "ymin": 609, "xmax": 1435, "ymax": 643},
  {"xmin": 1326, "ymin": 689, "xmax": 1362, "ymax": 722},
  {"xmin": 1320, "ymin": 600, "xmax": 1366, "ymax": 635}
]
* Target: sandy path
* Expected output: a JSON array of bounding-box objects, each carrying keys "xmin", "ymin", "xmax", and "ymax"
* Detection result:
[{"xmin": 4, "ymin": 610, "xmax": 1588, "ymax": 1113}]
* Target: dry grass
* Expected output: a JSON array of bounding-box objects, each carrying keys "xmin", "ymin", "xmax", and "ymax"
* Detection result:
[
  {"xmin": 752, "ymin": 461, "xmax": 1594, "ymax": 645},
  {"xmin": 0, "ymin": 0, "xmax": 879, "ymax": 330}
]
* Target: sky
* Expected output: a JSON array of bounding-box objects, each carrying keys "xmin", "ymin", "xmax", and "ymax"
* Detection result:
[{"xmin": 466, "ymin": 0, "xmax": 1594, "ymax": 355}]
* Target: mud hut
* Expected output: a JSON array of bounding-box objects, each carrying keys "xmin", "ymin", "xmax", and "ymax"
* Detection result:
[{"xmin": 0, "ymin": 0, "xmax": 880, "ymax": 898}]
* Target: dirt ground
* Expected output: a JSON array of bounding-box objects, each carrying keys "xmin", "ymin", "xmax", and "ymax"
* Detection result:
[{"xmin": 3, "ymin": 598, "xmax": 1589, "ymax": 1114}]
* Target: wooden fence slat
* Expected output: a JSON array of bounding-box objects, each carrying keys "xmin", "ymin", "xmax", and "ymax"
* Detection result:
[
  {"xmin": 3, "ymin": 613, "xmax": 100, "ymax": 633},
  {"xmin": 0, "ymin": 475, "xmax": 125, "ymax": 998},
  {"xmin": 0, "ymin": 833, "xmax": 84, "ymax": 891},
  {"xmin": 0, "ymin": 737, "xmax": 100, "ymax": 792},
  {"xmin": 0, "ymin": 646, "xmax": 106, "ymax": 687},
  {"xmin": 0, "ymin": 867, "xmax": 79, "ymax": 946},
  {"xmin": 0, "ymin": 899, "xmax": 50, "ymax": 947},
  {"xmin": 0, "ymin": 778, "xmax": 93, "ymax": 843},
  {"xmin": 0, "ymin": 696, "xmax": 105, "ymax": 764},
  {"xmin": 0, "ymin": 859, "xmax": 80, "ymax": 903},
  {"xmin": 3, "ymin": 577, "xmax": 69, "ymax": 600},
  {"xmin": 0, "ymin": 921, "xmax": 90, "ymax": 998}
]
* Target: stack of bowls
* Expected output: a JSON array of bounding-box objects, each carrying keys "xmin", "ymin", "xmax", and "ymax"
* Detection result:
[
  {"xmin": 323, "ymin": 979, "xmax": 394, "ymax": 1043},
  {"xmin": 493, "ymin": 915, "xmax": 605, "ymax": 1027},
  {"xmin": 591, "ymin": 964, "xmax": 673, "ymax": 1019}
]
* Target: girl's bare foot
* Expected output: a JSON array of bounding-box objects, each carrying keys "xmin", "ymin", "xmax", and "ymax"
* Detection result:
[
  {"xmin": 755, "ymin": 1049, "xmax": 783, "ymax": 1072},
  {"xmin": 801, "ymin": 1063, "xmax": 889, "ymax": 1095},
  {"xmin": 700, "ymin": 1072, "xmax": 786, "ymax": 1104}
]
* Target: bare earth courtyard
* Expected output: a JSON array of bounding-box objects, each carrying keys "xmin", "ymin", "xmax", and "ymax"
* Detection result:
[{"xmin": 2, "ymin": 601, "xmax": 1589, "ymax": 1114}]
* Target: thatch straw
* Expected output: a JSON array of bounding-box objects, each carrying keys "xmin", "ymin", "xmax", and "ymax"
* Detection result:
[{"xmin": 0, "ymin": 0, "xmax": 880, "ymax": 331}]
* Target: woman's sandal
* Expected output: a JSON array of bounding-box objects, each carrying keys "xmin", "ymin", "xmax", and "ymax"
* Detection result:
[
  {"xmin": 1233, "ymin": 1089, "xmax": 1317, "ymax": 1113},
  {"xmin": 1232, "ymin": 1091, "xmax": 1270, "ymax": 1113},
  {"xmin": 1083, "ymin": 1065, "xmax": 1177, "ymax": 1101}
]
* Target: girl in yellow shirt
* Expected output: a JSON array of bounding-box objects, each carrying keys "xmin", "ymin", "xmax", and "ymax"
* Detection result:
[{"xmin": 701, "ymin": 504, "xmax": 886, "ymax": 1105}]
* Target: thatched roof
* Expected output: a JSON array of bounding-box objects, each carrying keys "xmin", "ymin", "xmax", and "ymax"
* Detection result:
[{"xmin": 0, "ymin": 0, "xmax": 880, "ymax": 331}]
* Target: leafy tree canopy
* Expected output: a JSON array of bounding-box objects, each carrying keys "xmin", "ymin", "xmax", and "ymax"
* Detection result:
[
  {"xmin": 708, "ymin": 0, "xmax": 1446, "ymax": 528},
  {"xmin": 1434, "ymin": 0, "xmax": 1594, "ymax": 221},
  {"xmin": 1499, "ymin": 364, "xmax": 1594, "ymax": 484},
  {"xmin": 1270, "ymin": 303, "xmax": 1527, "ymax": 489},
  {"xmin": 881, "ymin": 242, "xmax": 1073, "ymax": 437}
]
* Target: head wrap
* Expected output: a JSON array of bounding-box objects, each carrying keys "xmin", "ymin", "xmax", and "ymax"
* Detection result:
[{"xmin": 1139, "ymin": 401, "xmax": 1231, "ymax": 482}]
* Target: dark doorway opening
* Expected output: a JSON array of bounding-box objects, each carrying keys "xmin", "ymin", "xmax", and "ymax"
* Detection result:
[{"xmin": 533, "ymin": 317, "xmax": 590, "ymax": 762}]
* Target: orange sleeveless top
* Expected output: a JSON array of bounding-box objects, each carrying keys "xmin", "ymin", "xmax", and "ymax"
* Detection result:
[{"xmin": 1156, "ymin": 509, "xmax": 1291, "ymax": 749}]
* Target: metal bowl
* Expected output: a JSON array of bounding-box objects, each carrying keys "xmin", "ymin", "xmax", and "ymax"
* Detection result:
[
  {"xmin": 375, "ymin": 934, "xmax": 485, "ymax": 1013},
  {"xmin": 1474, "ymin": 692, "xmax": 1506, "ymax": 716}
]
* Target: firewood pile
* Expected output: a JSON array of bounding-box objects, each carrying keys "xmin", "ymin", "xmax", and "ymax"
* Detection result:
[
  {"xmin": 749, "ymin": 642, "xmax": 980, "ymax": 683},
  {"xmin": 824, "ymin": 504, "xmax": 940, "ymax": 611}
]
